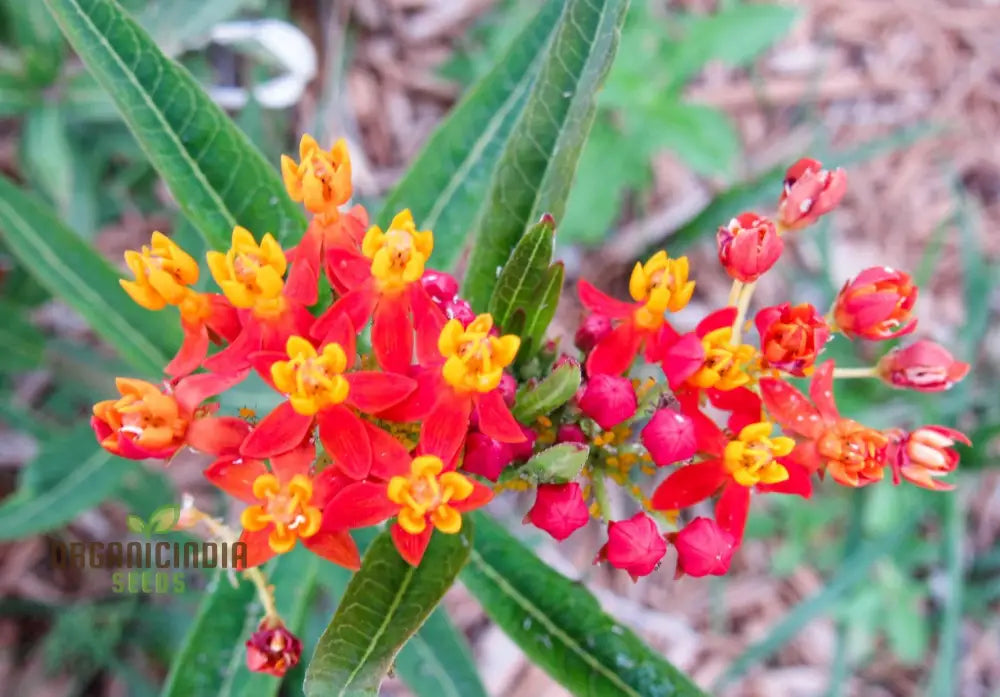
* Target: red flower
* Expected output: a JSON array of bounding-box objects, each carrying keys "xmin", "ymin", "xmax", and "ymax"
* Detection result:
[
  {"xmin": 556, "ymin": 424, "xmax": 588, "ymax": 444},
  {"xmin": 578, "ymin": 374, "xmax": 637, "ymax": 430},
  {"xmin": 877, "ymin": 340, "xmax": 970, "ymax": 392},
  {"xmin": 832, "ymin": 266, "xmax": 918, "ymax": 341},
  {"xmin": 245, "ymin": 618, "xmax": 302, "ymax": 677},
  {"xmin": 463, "ymin": 431, "xmax": 514, "ymax": 482},
  {"xmin": 671, "ymin": 517, "xmax": 736, "ymax": 578},
  {"xmin": 525, "ymin": 483, "xmax": 590, "ymax": 541},
  {"xmin": 211, "ymin": 439, "xmax": 360, "ymax": 570},
  {"xmin": 886, "ymin": 425, "xmax": 968, "ymax": 491},
  {"xmin": 596, "ymin": 512, "xmax": 666, "ymax": 581},
  {"xmin": 91, "ymin": 372, "xmax": 244, "ymax": 460},
  {"xmin": 311, "ymin": 209, "xmax": 447, "ymax": 373},
  {"xmin": 650, "ymin": 389, "xmax": 806, "ymax": 543},
  {"xmin": 574, "ymin": 314, "xmax": 613, "ymax": 353},
  {"xmin": 777, "ymin": 157, "xmax": 847, "ymax": 230},
  {"xmin": 760, "ymin": 361, "xmax": 889, "ymax": 487},
  {"xmin": 421, "ymin": 271, "xmax": 459, "ymax": 304},
  {"xmin": 659, "ymin": 307, "xmax": 756, "ymax": 392},
  {"xmin": 755, "ymin": 302, "xmax": 830, "ymax": 377},
  {"xmin": 641, "ymin": 407, "xmax": 697, "ymax": 466},
  {"xmin": 324, "ymin": 452, "xmax": 493, "ymax": 566},
  {"xmin": 716, "ymin": 212, "xmax": 783, "ymax": 282},
  {"xmin": 284, "ymin": 205, "xmax": 368, "ymax": 304},
  {"xmin": 577, "ymin": 251, "xmax": 695, "ymax": 375},
  {"xmin": 241, "ymin": 315, "xmax": 416, "ymax": 479},
  {"xmin": 168, "ymin": 292, "xmax": 242, "ymax": 377}
]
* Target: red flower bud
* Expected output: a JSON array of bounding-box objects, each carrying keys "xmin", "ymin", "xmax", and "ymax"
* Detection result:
[
  {"xmin": 575, "ymin": 314, "xmax": 613, "ymax": 353},
  {"xmin": 509, "ymin": 425, "xmax": 537, "ymax": 461},
  {"xmin": 556, "ymin": 424, "xmax": 588, "ymax": 444},
  {"xmin": 245, "ymin": 619, "xmax": 302, "ymax": 677},
  {"xmin": 443, "ymin": 298, "xmax": 476, "ymax": 327},
  {"xmin": 525, "ymin": 483, "xmax": 590, "ymax": 541},
  {"xmin": 640, "ymin": 408, "xmax": 696, "ymax": 466},
  {"xmin": 498, "ymin": 372, "xmax": 518, "ymax": 406},
  {"xmin": 833, "ymin": 266, "xmax": 918, "ymax": 340},
  {"xmin": 755, "ymin": 302, "xmax": 830, "ymax": 377},
  {"xmin": 578, "ymin": 374, "xmax": 637, "ymax": 430},
  {"xmin": 421, "ymin": 271, "xmax": 459, "ymax": 304},
  {"xmin": 597, "ymin": 512, "xmax": 666, "ymax": 580},
  {"xmin": 716, "ymin": 212, "xmax": 783, "ymax": 282},
  {"xmin": 671, "ymin": 517, "xmax": 736, "ymax": 578},
  {"xmin": 777, "ymin": 157, "xmax": 847, "ymax": 230},
  {"xmin": 887, "ymin": 425, "xmax": 969, "ymax": 491},
  {"xmin": 877, "ymin": 340, "xmax": 970, "ymax": 392},
  {"xmin": 463, "ymin": 431, "xmax": 513, "ymax": 482}
]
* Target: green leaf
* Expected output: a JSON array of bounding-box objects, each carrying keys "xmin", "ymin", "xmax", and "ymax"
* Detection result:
[
  {"xmin": 134, "ymin": 0, "xmax": 265, "ymax": 57},
  {"xmin": 0, "ymin": 73, "xmax": 39, "ymax": 117},
  {"xmin": 642, "ymin": 102, "xmax": 739, "ymax": 176},
  {"xmin": 0, "ymin": 300, "xmax": 45, "ymax": 372},
  {"xmin": 21, "ymin": 105, "xmax": 76, "ymax": 219},
  {"xmin": 0, "ymin": 174, "xmax": 180, "ymax": 375},
  {"xmin": 0, "ymin": 427, "xmax": 126, "ymax": 541},
  {"xmin": 393, "ymin": 607, "xmax": 488, "ymax": 697},
  {"xmin": 125, "ymin": 514, "xmax": 146, "ymax": 535},
  {"xmin": 304, "ymin": 524, "xmax": 473, "ymax": 697},
  {"xmin": 42, "ymin": 0, "xmax": 306, "ymax": 249},
  {"xmin": 376, "ymin": 2, "xmax": 565, "ymax": 273},
  {"xmin": 462, "ymin": 0, "xmax": 629, "ymax": 310},
  {"xmin": 520, "ymin": 443, "xmax": 590, "ymax": 484},
  {"xmin": 462, "ymin": 512, "xmax": 707, "ymax": 696},
  {"xmin": 488, "ymin": 216, "xmax": 555, "ymax": 330},
  {"xmin": 159, "ymin": 571, "xmax": 258, "ymax": 697},
  {"xmin": 512, "ymin": 361, "xmax": 582, "ymax": 423},
  {"xmin": 518, "ymin": 261, "xmax": 564, "ymax": 362}
]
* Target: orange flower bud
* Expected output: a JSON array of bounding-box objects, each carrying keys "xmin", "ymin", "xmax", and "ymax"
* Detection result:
[
  {"xmin": 832, "ymin": 266, "xmax": 918, "ymax": 340},
  {"xmin": 716, "ymin": 212, "xmax": 783, "ymax": 282},
  {"xmin": 91, "ymin": 378, "xmax": 189, "ymax": 460},
  {"xmin": 877, "ymin": 340, "xmax": 970, "ymax": 392},
  {"xmin": 281, "ymin": 134, "xmax": 352, "ymax": 216},
  {"xmin": 755, "ymin": 302, "xmax": 830, "ymax": 377},
  {"xmin": 120, "ymin": 231, "xmax": 199, "ymax": 310},
  {"xmin": 777, "ymin": 157, "xmax": 847, "ymax": 230},
  {"xmin": 816, "ymin": 419, "xmax": 888, "ymax": 487},
  {"xmin": 886, "ymin": 425, "xmax": 968, "ymax": 491}
]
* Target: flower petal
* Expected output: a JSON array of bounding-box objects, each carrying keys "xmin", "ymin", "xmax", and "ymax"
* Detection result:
[
  {"xmin": 808, "ymin": 360, "xmax": 839, "ymax": 423},
  {"xmin": 391, "ymin": 523, "xmax": 433, "ymax": 566},
  {"xmin": 248, "ymin": 350, "xmax": 286, "ymax": 390},
  {"xmin": 315, "ymin": 311, "xmax": 357, "ymax": 369},
  {"xmin": 325, "ymin": 246, "xmax": 372, "ymax": 292},
  {"xmin": 284, "ymin": 224, "xmax": 322, "ymax": 306},
  {"xmin": 364, "ymin": 420, "xmax": 412, "ymax": 479},
  {"xmin": 345, "ymin": 371, "xmax": 417, "ymax": 413},
  {"xmin": 372, "ymin": 294, "xmax": 414, "ymax": 373},
  {"xmin": 577, "ymin": 279, "xmax": 635, "ymax": 318},
  {"xmin": 376, "ymin": 367, "xmax": 439, "ymax": 423},
  {"xmin": 317, "ymin": 405, "xmax": 372, "ymax": 479},
  {"xmin": 450, "ymin": 479, "xmax": 493, "ymax": 513},
  {"xmin": 204, "ymin": 457, "xmax": 268, "ymax": 502},
  {"xmin": 270, "ymin": 439, "xmax": 315, "ymax": 481},
  {"xmin": 203, "ymin": 316, "xmax": 261, "ymax": 374},
  {"xmin": 165, "ymin": 324, "xmax": 209, "ymax": 377},
  {"xmin": 311, "ymin": 283, "xmax": 377, "ymax": 340},
  {"xmin": 758, "ymin": 459, "xmax": 813, "ymax": 498},
  {"xmin": 759, "ymin": 377, "xmax": 824, "ymax": 439},
  {"xmin": 237, "ymin": 527, "xmax": 277, "ymax": 569},
  {"xmin": 323, "ymin": 481, "xmax": 399, "ymax": 529},
  {"xmin": 419, "ymin": 394, "xmax": 472, "ymax": 464},
  {"xmin": 660, "ymin": 333, "xmax": 705, "ymax": 389},
  {"xmin": 302, "ymin": 529, "xmax": 360, "ymax": 570},
  {"xmin": 241, "ymin": 402, "xmax": 315, "ymax": 458},
  {"xmin": 187, "ymin": 416, "xmax": 251, "ymax": 456},
  {"xmin": 696, "ymin": 307, "xmax": 738, "ymax": 337},
  {"xmin": 650, "ymin": 459, "xmax": 727, "ymax": 510},
  {"xmin": 474, "ymin": 390, "xmax": 525, "ymax": 444},
  {"xmin": 174, "ymin": 368, "xmax": 249, "ymax": 413},
  {"xmin": 586, "ymin": 323, "xmax": 642, "ymax": 376},
  {"xmin": 715, "ymin": 484, "xmax": 750, "ymax": 543},
  {"xmin": 410, "ymin": 283, "xmax": 448, "ymax": 366}
]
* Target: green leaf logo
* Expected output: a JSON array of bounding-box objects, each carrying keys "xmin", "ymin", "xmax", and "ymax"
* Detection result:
[
  {"xmin": 126, "ymin": 514, "xmax": 146, "ymax": 535},
  {"xmin": 148, "ymin": 505, "xmax": 181, "ymax": 535}
]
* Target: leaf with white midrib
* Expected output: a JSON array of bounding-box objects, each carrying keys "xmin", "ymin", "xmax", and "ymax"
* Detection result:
[{"xmin": 42, "ymin": 0, "xmax": 305, "ymax": 249}]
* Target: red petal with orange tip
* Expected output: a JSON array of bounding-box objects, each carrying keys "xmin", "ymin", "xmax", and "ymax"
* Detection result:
[
  {"xmin": 391, "ymin": 524, "xmax": 433, "ymax": 567},
  {"xmin": 759, "ymin": 377, "xmax": 824, "ymax": 439},
  {"xmin": 577, "ymin": 279, "xmax": 635, "ymax": 318},
  {"xmin": 174, "ymin": 368, "xmax": 249, "ymax": 413},
  {"xmin": 420, "ymin": 394, "xmax": 472, "ymax": 464},
  {"xmin": 372, "ymin": 294, "xmax": 414, "ymax": 373},
  {"xmin": 345, "ymin": 371, "xmax": 416, "ymax": 413},
  {"xmin": 284, "ymin": 224, "xmax": 322, "ymax": 305},
  {"xmin": 450, "ymin": 479, "xmax": 494, "ymax": 512},
  {"xmin": 237, "ymin": 528, "xmax": 277, "ymax": 569},
  {"xmin": 312, "ymin": 284, "xmax": 377, "ymax": 340},
  {"xmin": 808, "ymin": 360, "xmax": 839, "ymax": 422},
  {"xmin": 650, "ymin": 459, "xmax": 727, "ymax": 510},
  {"xmin": 757, "ymin": 460, "xmax": 813, "ymax": 498},
  {"xmin": 475, "ymin": 389, "xmax": 525, "ymax": 444},
  {"xmin": 317, "ymin": 405, "xmax": 372, "ymax": 479},
  {"xmin": 696, "ymin": 306, "xmax": 738, "ymax": 337},
  {"xmin": 204, "ymin": 457, "xmax": 268, "ymax": 502},
  {"xmin": 363, "ymin": 420, "xmax": 412, "ymax": 479},
  {"xmin": 248, "ymin": 349, "xmax": 286, "ymax": 389},
  {"xmin": 715, "ymin": 484, "xmax": 750, "ymax": 543},
  {"xmin": 314, "ymin": 311, "xmax": 357, "ymax": 368},
  {"xmin": 187, "ymin": 416, "xmax": 251, "ymax": 455},
  {"xmin": 302, "ymin": 529, "xmax": 361, "ymax": 570},
  {"xmin": 166, "ymin": 324, "xmax": 209, "ymax": 377},
  {"xmin": 586, "ymin": 323, "xmax": 642, "ymax": 376},
  {"xmin": 323, "ymin": 481, "xmax": 399, "ymax": 529},
  {"xmin": 241, "ymin": 401, "xmax": 315, "ymax": 458}
]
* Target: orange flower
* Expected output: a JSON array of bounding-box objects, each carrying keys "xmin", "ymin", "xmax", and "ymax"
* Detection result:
[
  {"xmin": 120, "ymin": 231, "xmax": 199, "ymax": 310},
  {"xmin": 281, "ymin": 134, "xmax": 352, "ymax": 217},
  {"xmin": 755, "ymin": 302, "xmax": 830, "ymax": 377}
]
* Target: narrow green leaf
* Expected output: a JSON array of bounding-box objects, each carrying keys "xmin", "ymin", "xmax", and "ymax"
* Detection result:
[
  {"xmin": 0, "ymin": 174, "xmax": 180, "ymax": 375},
  {"xmin": 519, "ymin": 261, "xmax": 564, "ymax": 362},
  {"xmin": 304, "ymin": 525, "xmax": 473, "ymax": 697},
  {"xmin": 463, "ymin": 512, "xmax": 708, "ymax": 696},
  {"xmin": 393, "ymin": 607, "xmax": 488, "ymax": 697},
  {"xmin": 42, "ymin": 0, "xmax": 305, "ymax": 249},
  {"xmin": 513, "ymin": 361, "xmax": 582, "ymax": 423},
  {"xmin": 376, "ymin": 2, "xmax": 565, "ymax": 272},
  {"xmin": 0, "ymin": 427, "xmax": 126, "ymax": 541},
  {"xmin": 134, "ymin": 0, "xmax": 265, "ymax": 57},
  {"xmin": 0, "ymin": 73, "xmax": 40, "ymax": 117},
  {"xmin": 463, "ymin": 0, "xmax": 629, "ymax": 309},
  {"xmin": 159, "ymin": 571, "xmax": 258, "ymax": 697},
  {"xmin": 125, "ymin": 514, "xmax": 146, "ymax": 535},
  {"xmin": 488, "ymin": 216, "xmax": 555, "ymax": 330},
  {"xmin": 520, "ymin": 443, "xmax": 590, "ymax": 484},
  {"xmin": 21, "ymin": 105, "xmax": 76, "ymax": 218},
  {"xmin": 0, "ymin": 300, "xmax": 45, "ymax": 372},
  {"xmin": 927, "ymin": 491, "xmax": 964, "ymax": 696}
]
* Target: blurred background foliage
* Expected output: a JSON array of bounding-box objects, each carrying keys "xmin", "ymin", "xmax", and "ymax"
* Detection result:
[{"xmin": 0, "ymin": 1, "xmax": 997, "ymax": 696}]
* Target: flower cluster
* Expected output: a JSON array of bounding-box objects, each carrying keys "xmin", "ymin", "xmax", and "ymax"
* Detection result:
[{"xmin": 93, "ymin": 138, "xmax": 969, "ymax": 672}]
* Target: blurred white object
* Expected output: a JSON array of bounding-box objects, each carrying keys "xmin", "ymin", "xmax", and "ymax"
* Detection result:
[{"xmin": 208, "ymin": 19, "xmax": 317, "ymax": 109}]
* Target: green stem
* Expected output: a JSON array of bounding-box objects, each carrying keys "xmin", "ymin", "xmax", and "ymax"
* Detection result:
[
  {"xmin": 731, "ymin": 280, "xmax": 757, "ymax": 345},
  {"xmin": 591, "ymin": 470, "xmax": 612, "ymax": 523}
]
